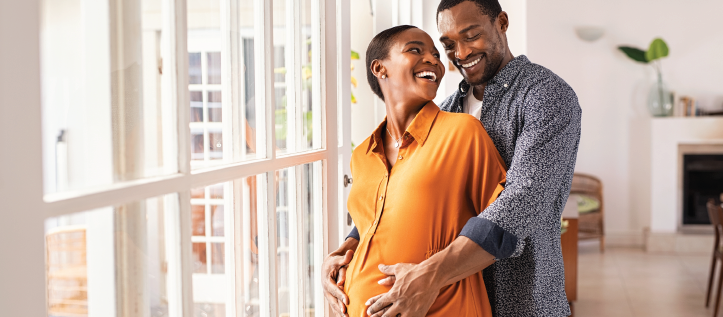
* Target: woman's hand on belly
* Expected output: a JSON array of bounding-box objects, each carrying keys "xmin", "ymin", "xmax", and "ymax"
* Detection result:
[{"xmin": 364, "ymin": 263, "xmax": 441, "ymax": 317}]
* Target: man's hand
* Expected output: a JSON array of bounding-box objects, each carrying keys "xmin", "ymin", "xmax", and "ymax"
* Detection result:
[
  {"xmin": 365, "ymin": 236, "xmax": 496, "ymax": 317},
  {"xmin": 322, "ymin": 238, "xmax": 358, "ymax": 317},
  {"xmin": 365, "ymin": 263, "xmax": 440, "ymax": 317}
]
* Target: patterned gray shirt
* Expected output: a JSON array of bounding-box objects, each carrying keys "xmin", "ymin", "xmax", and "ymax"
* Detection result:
[{"xmin": 348, "ymin": 55, "xmax": 581, "ymax": 316}]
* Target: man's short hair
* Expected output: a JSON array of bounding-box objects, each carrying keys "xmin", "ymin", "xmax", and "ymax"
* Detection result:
[{"xmin": 436, "ymin": 0, "xmax": 502, "ymax": 22}]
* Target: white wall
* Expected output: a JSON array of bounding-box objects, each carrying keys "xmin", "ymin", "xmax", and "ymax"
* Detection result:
[{"xmin": 527, "ymin": 0, "xmax": 723, "ymax": 246}]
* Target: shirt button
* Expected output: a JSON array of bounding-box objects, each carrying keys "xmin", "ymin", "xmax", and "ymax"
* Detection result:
[
  {"xmin": 379, "ymin": 196, "xmax": 383, "ymax": 200},
  {"xmin": 504, "ymin": 83, "xmax": 508, "ymax": 88}
]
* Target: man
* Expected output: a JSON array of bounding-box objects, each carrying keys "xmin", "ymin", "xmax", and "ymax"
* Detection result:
[{"xmin": 322, "ymin": 0, "xmax": 581, "ymax": 316}]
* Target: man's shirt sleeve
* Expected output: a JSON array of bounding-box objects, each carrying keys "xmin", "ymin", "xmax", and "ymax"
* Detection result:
[
  {"xmin": 346, "ymin": 226, "xmax": 360, "ymax": 241},
  {"xmin": 459, "ymin": 80, "xmax": 582, "ymax": 259}
]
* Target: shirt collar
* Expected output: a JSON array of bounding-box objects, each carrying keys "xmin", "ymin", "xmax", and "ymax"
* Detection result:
[
  {"xmin": 456, "ymin": 55, "xmax": 530, "ymax": 96},
  {"xmin": 366, "ymin": 101, "xmax": 441, "ymax": 154}
]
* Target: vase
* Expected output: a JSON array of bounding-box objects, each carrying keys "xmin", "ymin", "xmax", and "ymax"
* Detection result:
[{"xmin": 647, "ymin": 73, "xmax": 674, "ymax": 117}]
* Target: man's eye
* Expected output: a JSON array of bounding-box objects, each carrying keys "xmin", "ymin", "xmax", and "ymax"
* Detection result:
[
  {"xmin": 410, "ymin": 48, "xmax": 421, "ymax": 53},
  {"xmin": 443, "ymin": 44, "xmax": 454, "ymax": 50},
  {"xmin": 433, "ymin": 53, "xmax": 441, "ymax": 58},
  {"xmin": 467, "ymin": 34, "xmax": 481, "ymax": 41}
]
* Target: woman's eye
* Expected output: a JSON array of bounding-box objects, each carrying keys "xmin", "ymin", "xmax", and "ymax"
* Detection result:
[
  {"xmin": 410, "ymin": 48, "xmax": 421, "ymax": 53},
  {"xmin": 433, "ymin": 53, "xmax": 440, "ymax": 58}
]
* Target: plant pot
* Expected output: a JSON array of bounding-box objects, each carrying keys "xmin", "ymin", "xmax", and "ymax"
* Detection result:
[{"xmin": 648, "ymin": 73, "xmax": 674, "ymax": 117}]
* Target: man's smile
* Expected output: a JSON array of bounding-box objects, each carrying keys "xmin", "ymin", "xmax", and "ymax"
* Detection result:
[{"xmin": 460, "ymin": 55, "xmax": 482, "ymax": 68}]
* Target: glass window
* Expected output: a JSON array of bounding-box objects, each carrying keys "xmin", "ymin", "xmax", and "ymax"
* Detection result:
[
  {"xmin": 273, "ymin": 0, "xmax": 322, "ymax": 155},
  {"xmin": 44, "ymin": 193, "xmax": 178, "ymax": 317},
  {"xmin": 190, "ymin": 175, "xmax": 264, "ymax": 317},
  {"xmin": 40, "ymin": 0, "xmax": 178, "ymax": 194},
  {"xmin": 188, "ymin": 0, "xmax": 264, "ymax": 169},
  {"xmin": 276, "ymin": 161, "xmax": 323, "ymax": 316}
]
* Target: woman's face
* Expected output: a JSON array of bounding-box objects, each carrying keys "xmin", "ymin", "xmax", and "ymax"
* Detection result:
[{"xmin": 377, "ymin": 28, "xmax": 445, "ymax": 104}]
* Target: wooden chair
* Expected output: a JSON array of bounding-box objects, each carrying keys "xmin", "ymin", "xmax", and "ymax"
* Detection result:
[
  {"xmin": 570, "ymin": 173, "xmax": 604, "ymax": 252},
  {"xmin": 706, "ymin": 197, "xmax": 723, "ymax": 316}
]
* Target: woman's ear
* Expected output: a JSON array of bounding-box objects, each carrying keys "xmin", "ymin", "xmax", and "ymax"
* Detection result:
[{"xmin": 370, "ymin": 59, "xmax": 386, "ymax": 79}]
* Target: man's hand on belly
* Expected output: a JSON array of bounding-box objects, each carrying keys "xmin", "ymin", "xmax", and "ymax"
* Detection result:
[
  {"xmin": 322, "ymin": 238, "xmax": 358, "ymax": 317},
  {"xmin": 365, "ymin": 236, "xmax": 496, "ymax": 317},
  {"xmin": 364, "ymin": 263, "xmax": 440, "ymax": 317}
]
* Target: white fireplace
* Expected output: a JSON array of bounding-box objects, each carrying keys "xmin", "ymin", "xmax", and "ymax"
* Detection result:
[{"xmin": 647, "ymin": 117, "xmax": 723, "ymax": 252}]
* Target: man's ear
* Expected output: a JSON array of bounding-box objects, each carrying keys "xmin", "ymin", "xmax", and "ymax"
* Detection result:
[
  {"xmin": 370, "ymin": 59, "xmax": 386, "ymax": 79},
  {"xmin": 497, "ymin": 11, "xmax": 509, "ymax": 33}
]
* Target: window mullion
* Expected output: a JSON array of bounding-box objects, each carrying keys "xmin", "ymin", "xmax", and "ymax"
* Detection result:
[
  {"xmin": 285, "ymin": 0, "xmax": 300, "ymax": 154},
  {"xmin": 256, "ymin": 0, "xmax": 274, "ymax": 160},
  {"xmin": 221, "ymin": 0, "xmax": 238, "ymax": 164},
  {"xmin": 312, "ymin": 160, "xmax": 324, "ymax": 317},
  {"xmin": 258, "ymin": 172, "xmax": 278, "ymax": 317},
  {"xmin": 311, "ymin": 0, "xmax": 322, "ymax": 150},
  {"xmin": 162, "ymin": 0, "xmax": 193, "ymax": 314},
  {"xmin": 287, "ymin": 166, "xmax": 303, "ymax": 317}
]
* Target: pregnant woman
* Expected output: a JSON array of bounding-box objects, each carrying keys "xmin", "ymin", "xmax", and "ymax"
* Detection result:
[{"xmin": 343, "ymin": 25, "xmax": 507, "ymax": 317}]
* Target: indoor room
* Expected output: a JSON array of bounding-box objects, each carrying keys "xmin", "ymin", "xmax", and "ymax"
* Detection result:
[{"xmin": 1, "ymin": 0, "xmax": 722, "ymax": 316}]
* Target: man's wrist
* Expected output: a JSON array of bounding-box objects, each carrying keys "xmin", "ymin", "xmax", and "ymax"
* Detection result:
[
  {"xmin": 417, "ymin": 252, "xmax": 451, "ymax": 290},
  {"xmin": 332, "ymin": 237, "xmax": 359, "ymax": 256}
]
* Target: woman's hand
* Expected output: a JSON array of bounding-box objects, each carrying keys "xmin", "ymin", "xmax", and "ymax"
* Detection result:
[
  {"xmin": 322, "ymin": 245, "xmax": 356, "ymax": 317},
  {"xmin": 365, "ymin": 263, "xmax": 440, "ymax": 317}
]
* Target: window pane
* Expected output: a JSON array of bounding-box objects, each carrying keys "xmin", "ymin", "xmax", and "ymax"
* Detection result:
[
  {"xmin": 191, "ymin": 91, "xmax": 204, "ymax": 122},
  {"xmin": 41, "ymin": 0, "xmax": 178, "ymax": 195},
  {"xmin": 44, "ymin": 193, "xmax": 178, "ymax": 317},
  {"xmin": 194, "ymin": 303, "xmax": 226, "ymax": 317},
  {"xmin": 188, "ymin": 0, "xmax": 264, "ymax": 169},
  {"xmin": 273, "ymin": 2, "xmax": 288, "ymax": 153},
  {"xmin": 273, "ymin": 0, "xmax": 321, "ymax": 155},
  {"xmin": 301, "ymin": 162, "xmax": 322, "ymax": 315},
  {"xmin": 191, "ymin": 175, "xmax": 264, "ymax": 316},
  {"xmin": 211, "ymin": 205, "xmax": 224, "ymax": 237},
  {"xmin": 192, "ymin": 205, "xmax": 206, "ymax": 236},
  {"xmin": 190, "ymin": 52, "xmax": 203, "ymax": 84},
  {"xmin": 275, "ymin": 161, "xmax": 323, "ymax": 316},
  {"xmin": 208, "ymin": 91, "xmax": 223, "ymax": 122},
  {"xmin": 207, "ymin": 52, "xmax": 222, "ymax": 85},
  {"xmin": 276, "ymin": 168, "xmax": 291, "ymax": 315},
  {"xmin": 193, "ymin": 243, "xmax": 208, "ymax": 274}
]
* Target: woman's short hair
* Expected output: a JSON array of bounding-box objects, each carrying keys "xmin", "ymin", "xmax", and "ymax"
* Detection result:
[{"xmin": 365, "ymin": 25, "xmax": 418, "ymax": 101}]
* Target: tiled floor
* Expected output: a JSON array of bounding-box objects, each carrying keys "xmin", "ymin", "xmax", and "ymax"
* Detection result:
[{"xmin": 575, "ymin": 242, "xmax": 716, "ymax": 317}]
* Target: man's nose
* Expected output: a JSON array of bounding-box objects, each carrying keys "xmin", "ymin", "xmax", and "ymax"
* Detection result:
[{"xmin": 455, "ymin": 42, "xmax": 473, "ymax": 61}]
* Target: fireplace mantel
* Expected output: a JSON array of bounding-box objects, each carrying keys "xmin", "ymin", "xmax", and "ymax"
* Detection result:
[{"xmin": 646, "ymin": 117, "xmax": 723, "ymax": 252}]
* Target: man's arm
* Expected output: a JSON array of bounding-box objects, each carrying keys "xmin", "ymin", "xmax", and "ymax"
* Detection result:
[
  {"xmin": 365, "ymin": 237, "xmax": 495, "ymax": 317},
  {"xmin": 459, "ymin": 81, "xmax": 581, "ymax": 259},
  {"xmin": 322, "ymin": 234, "xmax": 359, "ymax": 317}
]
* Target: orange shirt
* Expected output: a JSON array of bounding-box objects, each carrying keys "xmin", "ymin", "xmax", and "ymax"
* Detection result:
[{"xmin": 345, "ymin": 102, "xmax": 507, "ymax": 317}]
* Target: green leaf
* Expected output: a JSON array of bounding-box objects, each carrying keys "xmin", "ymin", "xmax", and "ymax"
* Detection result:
[
  {"xmin": 618, "ymin": 46, "xmax": 648, "ymax": 63},
  {"xmin": 351, "ymin": 50, "xmax": 360, "ymax": 60},
  {"xmin": 645, "ymin": 38, "xmax": 669, "ymax": 62}
]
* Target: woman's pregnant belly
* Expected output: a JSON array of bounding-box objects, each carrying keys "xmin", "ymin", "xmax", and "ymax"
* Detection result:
[{"xmin": 343, "ymin": 207, "xmax": 492, "ymax": 317}]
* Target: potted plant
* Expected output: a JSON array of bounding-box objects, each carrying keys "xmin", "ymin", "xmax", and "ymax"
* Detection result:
[{"xmin": 618, "ymin": 38, "xmax": 673, "ymax": 117}]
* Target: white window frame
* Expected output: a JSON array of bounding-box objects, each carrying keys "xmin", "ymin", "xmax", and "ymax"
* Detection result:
[{"xmin": 0, "ymin": 0, "xmax": 351, "ymax": 316}]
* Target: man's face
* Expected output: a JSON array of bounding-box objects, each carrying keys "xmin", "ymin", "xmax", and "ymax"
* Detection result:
[{"xmin": 438, "ymin": 1, "xmax": 507, "ymax": 86}]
